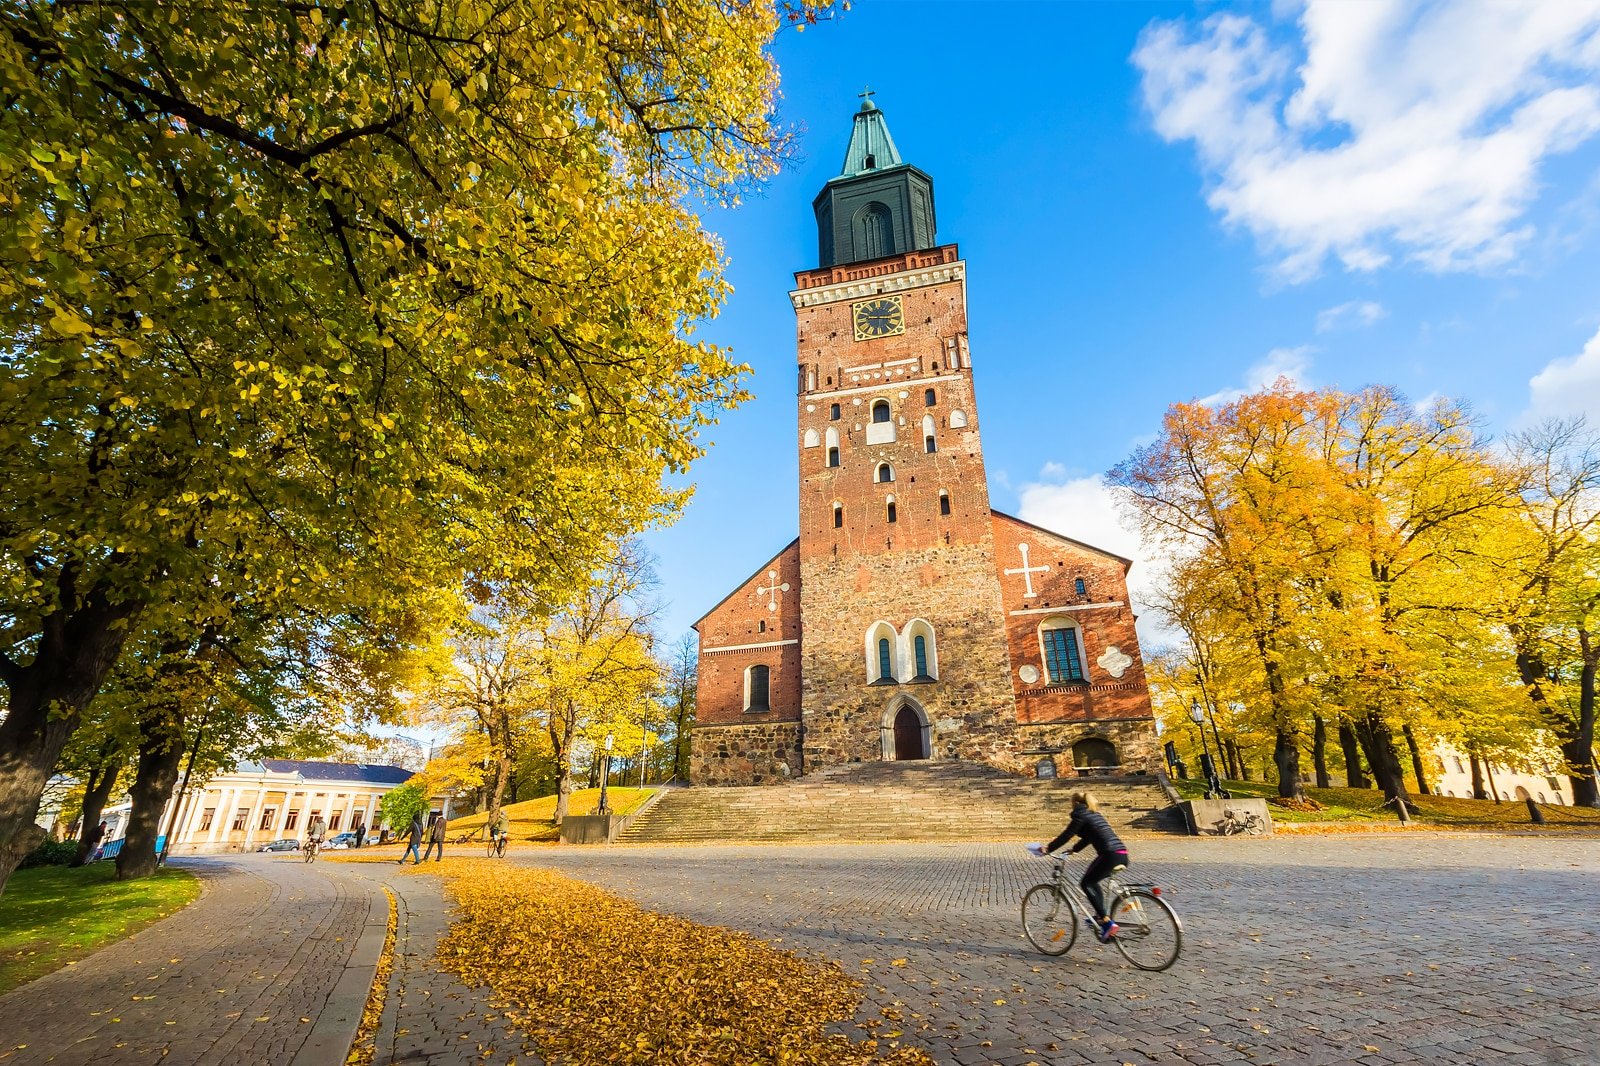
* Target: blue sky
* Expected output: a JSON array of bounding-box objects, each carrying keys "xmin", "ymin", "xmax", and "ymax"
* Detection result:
[{"xmin": 643, "ymin": 0, "xmax": 1600, "ymax": 649}]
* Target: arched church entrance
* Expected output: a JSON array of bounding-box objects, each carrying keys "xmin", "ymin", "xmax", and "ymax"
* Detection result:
[
  {"xmin": 1072, "ymin": 737, "xmax": 1118, "ymax": 775},
  {"xmin": 881, "ymin": 697, "xmax": 930, "ymax": 761}
]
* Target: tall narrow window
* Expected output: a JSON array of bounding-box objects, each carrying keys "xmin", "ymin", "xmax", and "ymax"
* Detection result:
[
  {"xmin": 758, "ymin": 619, "xmax": 766, "ymax": 633},
  {"xmin": 886, "ymin": 499, "xmax": 897, "ymax": 523},
  {"xmin": 925, "ymin": 435, "xmax": 936, "ymax": 453},
  {"xmin": 199, "ymin": 808, "xmax": 216, "ymax": 832},
  {"xmin": 259, "ymin": 808, "xmax": 276, "ymax": 831},
  {"xmin": 833, "ymin": 502, "xmax": 844, "ymax": 528},
  {"xmin": 876, "ymin": 462, "xmax": 894, "ymax": 483},
  {"xmin": 913, "ymin": 636, "xmax": 929, "ymax": 679},
  {"xmin": 232, "ymin": 808, "xmax": 250, "ymax": 832},
  {"xmin": 872, "ymin": 400, "xmax": 891, "ymax": 423},
  {"xmin": 828, "ymin": 447, "xmax": 840, "ymax": 467},
  {"xmin": 1042, "ymin": 626, "xmax": 1085, "ymax": 684},
  {"xmin": 285, "ymin": 810, "xmax": 299, "ymax": 830},
  {"xmin": 877, "ymin": 638, "xmax": 894, "ymax": 683},
  {"xmin": 1074, "ymin": 577, "xmax": 1087, "ymax": 598},
  {"xmin": 939, "ymin": 492, "xmax": 951, "ymax": 516},
  {"xmin": 830, "ymin": 403, "xmax": 841, "ymax": 420},
  {"xmin": 330, "ymin": 811, "xmax": 342, "ymax": 831},
  {"xmin": 745, "ymin": 664, "xmax": 770, "ymax": 712},
  {"xmin": 924, "ymin": 388, "xmax": 936, "ymax": 406}
]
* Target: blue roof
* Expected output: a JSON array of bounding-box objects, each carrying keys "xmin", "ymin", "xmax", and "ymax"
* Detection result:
[{"xmin": 259, "ymin": 759, "xmax": 414, "ymax": 785}]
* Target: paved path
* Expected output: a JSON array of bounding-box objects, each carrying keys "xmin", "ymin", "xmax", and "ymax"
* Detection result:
[
  {"xmin": 520, "ymin": 834, "xmax": 1600, "ymax": 1066},
  {"xmin": 0, "ymin": 855, "xmax": 384, "ymax": 1066}
]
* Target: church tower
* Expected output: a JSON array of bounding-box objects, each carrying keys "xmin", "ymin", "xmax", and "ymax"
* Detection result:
[
  {"xmin": 792, "ymin": 94, "xmax": 1019, "ymax": 767},
  {"xmin": 689, "ymin": 97, "xmax": 1159, "ymax": 786}
]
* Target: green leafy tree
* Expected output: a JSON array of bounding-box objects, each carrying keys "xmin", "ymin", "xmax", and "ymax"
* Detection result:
[{"xmin": 378, "ymin": 778, "xmax": 430, "ymax": 835}]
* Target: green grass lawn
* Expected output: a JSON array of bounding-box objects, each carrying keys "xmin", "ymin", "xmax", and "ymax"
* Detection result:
[
  {"xmin": 1173, "ymin": 776, "xmax": 1600, "ymax": 829},
  {"xmin": 0, "ymin": 863, "xmax": 201, "ymax": 994}
]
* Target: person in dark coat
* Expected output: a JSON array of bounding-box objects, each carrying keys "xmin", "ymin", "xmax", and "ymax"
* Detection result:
[
  {"xmin": 353, "ymin": 823, "xmax": 365, "ymax": 849},
  {"xmin": 1033, "ymin": 791, "xmax": 1129, "ymax": 941},
  {"xmin": 398, "ymin": 812, "xmax": 424, "ymax": 864},
  {"xmin": 422, "ymin": 811, "xmax": 446, "ymax": 862}
]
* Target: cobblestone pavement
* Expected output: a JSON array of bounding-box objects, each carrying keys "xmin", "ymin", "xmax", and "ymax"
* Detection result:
[
  {"xmin": 520, "ymin": 834, "xmax": 1600, "ymax": 1066},
  {"xmin": 0, "ymin": 855, "xmax": 384, "ymax": 1066}
]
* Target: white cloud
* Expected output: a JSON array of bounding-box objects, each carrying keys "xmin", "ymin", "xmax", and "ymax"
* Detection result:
[
  {"xmin": 1015, "ymin": 472, "xmax": 1176, "ymax": 648},
  {"xmin": 1197, "ymin": 344, "xmax": 1314, "ymax": 407},
  {"xmin": 1134, "ymin": 2, "xmax": 1600, "ymax": 281},
  {"xmin": 1527, "ymin": 325, "xmax": 1600, "ymax": 420},
  {"xmin": 1315, "ymin": 299, "xmax": 1386, "ymax": 332}
]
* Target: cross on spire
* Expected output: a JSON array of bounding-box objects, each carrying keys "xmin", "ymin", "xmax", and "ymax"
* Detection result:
[
  {"xmin": 858, "ymin": 85, "xmax": 876, "ymax": 110},
  {"xmin": 1004, "ymin": 543, "xmax": 1050, "ymax": 599}
]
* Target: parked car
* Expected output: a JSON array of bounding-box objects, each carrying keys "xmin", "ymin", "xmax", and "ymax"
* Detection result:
[
  {"xmin": 324, "ymin": 832, "xmax": 359, "ymax": 850},
  {"xmin": 257, "ymin": 838, "xmax": 299, "ymax": 853}
]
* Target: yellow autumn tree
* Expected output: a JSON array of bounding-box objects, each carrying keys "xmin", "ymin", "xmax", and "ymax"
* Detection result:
[{"xmin": 0, "ymin": 0, "xmax": 828, "ymax": 891}]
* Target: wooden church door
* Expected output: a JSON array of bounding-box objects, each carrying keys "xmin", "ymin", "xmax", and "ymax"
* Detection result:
[{"xmin": 893, "ymin": 706, "xmax": 925, "ymax": 760}]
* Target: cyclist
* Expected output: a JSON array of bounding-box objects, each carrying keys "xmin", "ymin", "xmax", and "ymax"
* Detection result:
[
  {"xmin": 490, "ymin": 809, "xmax": 509, "ymax": 852},
  {"xmin": 1032, "ymin": 791, "xmax": 1128, "ymax": 942},
  {"xmin": 305, "ymin": 813, "xmax": 326, "ymax": 859}
]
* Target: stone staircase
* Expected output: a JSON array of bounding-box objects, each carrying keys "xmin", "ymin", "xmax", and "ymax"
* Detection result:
[{"xmin": 617, "ymin": 761, "xmax": 1184, "ymax": 845}]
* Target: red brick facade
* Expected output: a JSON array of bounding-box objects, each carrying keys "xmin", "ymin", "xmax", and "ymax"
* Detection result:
[{"xmin": 691, "ymin": 243, "xmax": 1158, "ymax": 785}]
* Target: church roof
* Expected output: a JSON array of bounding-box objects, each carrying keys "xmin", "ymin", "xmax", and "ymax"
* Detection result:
[
  {"xmin": 991, "ymin": 510, "xmax": 1135, "ymax": 569},
  {"xmin": 691, "ymin": 538, "xmax": 799, "ymax": 631},
  {"xmin": 837, "ymin": 96, "xmax": 904, "ymax": 178}
]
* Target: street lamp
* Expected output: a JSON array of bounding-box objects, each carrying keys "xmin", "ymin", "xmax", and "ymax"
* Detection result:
[
  {"xmin": 1191, "ymin": 699, "xmax": 1229, "ymax": 799},
  {"xmin": 596, "ymin": 732, "xmax": 615, "ymax": 817}
]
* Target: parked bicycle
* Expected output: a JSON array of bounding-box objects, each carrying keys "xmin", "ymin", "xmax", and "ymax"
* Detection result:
[
  {"xmin": 1215, "ymin": 807, "xmax": 1265, "ymax": 836},
  {"xmin": 1021, "ymin": 851, "xmax": 1182, "ymax": 971}
]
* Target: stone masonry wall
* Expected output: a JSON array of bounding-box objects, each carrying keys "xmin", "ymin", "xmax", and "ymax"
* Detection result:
[
  {"xmin": 1017, "ymin": 720, "xmax": 1161, "ymax": 777},
  {"xmin": 691, "ymin": 722, "xmax": 803, "ymax": 787}
]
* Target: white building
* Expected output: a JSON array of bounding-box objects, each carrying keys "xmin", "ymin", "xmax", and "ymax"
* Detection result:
[
  {"xmin": 1431, "ymin": 744, "xmax": 1572, "ymax": 805},
  {"xmin": 163, "ymin": 759, "xmax": 416, "ymax": 855}
]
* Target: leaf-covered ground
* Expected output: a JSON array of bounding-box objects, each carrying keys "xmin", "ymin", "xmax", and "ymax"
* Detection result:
[
  {"xmin": 1175, "ymin": 777, "xmax": 1600, "ymax": 828},
  {"xmin": 433, "ymin": 860, "xmax": 933, "ymax": 1065},
  {"xmin": 438, "ymin": 787, "xmax": 658, "ymax": 844},
  {"xmin": 0, "ymin": 864, "xmax": 200, "ymax": 994}
]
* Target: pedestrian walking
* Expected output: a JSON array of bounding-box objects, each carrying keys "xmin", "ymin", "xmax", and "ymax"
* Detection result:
[
  {"xmin": 353, "ymin": 823, "xmax": 365, "ymax": 849},
  {"xmin": 422, "ymin": 811, "xmax": 446, "ymax": 861},
  {"xmin": 398, "ymin": 812, "xmax": 424, "ymax": 864}
]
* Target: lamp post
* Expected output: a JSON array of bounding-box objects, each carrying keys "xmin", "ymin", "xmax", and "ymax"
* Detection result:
[
  {"xmin": 596, "ymin": 732, "xmax": 615, "ymax": 817},
  {"xmin": 1191, "ymin": 699, "xmax": 1229, "ymax": 799}
]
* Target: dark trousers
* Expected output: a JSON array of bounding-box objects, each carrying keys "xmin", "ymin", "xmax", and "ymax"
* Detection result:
[
  {"xmin": 422, "ymin": 838, "xmax": 443, "ymax": 861},
  {"xmin": 1081, "ymin": 850, "xmax": 1128, "ymax": 919}
]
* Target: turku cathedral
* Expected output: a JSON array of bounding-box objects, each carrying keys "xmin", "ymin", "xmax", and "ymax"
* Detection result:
[{"xmin": 691, "ymin": 98, "xmax": 1158, "ymax": 786}]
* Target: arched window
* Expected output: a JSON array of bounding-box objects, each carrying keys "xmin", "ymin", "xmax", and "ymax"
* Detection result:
[
  {"xmin": 1072, "ymin": 737, "xmax": 1118, "ymax": 772},
  {"xmin": 855, "ymin": 202, "xmax": 895, "ymax": 259},
  {"xmin": 924, "ymin": 389, "xmax": 936, "ymax": 406},
  {"xmin": 830, "ymin": 403, "xmax": 841, "ymax": 420},
  {"xmin": 1074, "ymin": 577, "xmax": 1087, "ymax": 598},
  {"xmin": 803, "ymin": 428, "xmax": 819, "ymax": 449},
  {"xmin": 876, "ymin": 462, "xmax": 894, "ymax": 483},
  {"xmin": 872, "ymin": 401, "xmax": 891, "ymax": 423},
  {"xmin": 865, "ymin": 622, "xmax": 899, "ymax": 684},
  {"xmin": 950, "ymin": 410, "xmax": 968, "ymax": 428},
  {"xmin": 1039, "ymin": 619, "xmax": 1086, "ymax": 684},
  {"xmin": 833, "ymin": 502, "xmax": 844, "ymax": 528},
  {"xmin": 922, "ymin": 415, "xmax": 936, "ymax": 453},
  {"xmin": 939, "ymin": 491, "xmax": 951, "ymax": 516},
  {"xmin": 744, "ymin": 664, "xmax": 770, "ymax": 712},
  {"xmin": 886, "ymin": 496, "xmax": 897, "ymax": 523},
  {"xmin": 758, "ymin": 619, "xmax": 766, "ymax": 634},
  {"xmin": 903, "ymin": 619, "xmax": 938, "ymax": 682},
  {"xmin": 828, "ymin": 447, "xmax": 840, "ymax": 468}
]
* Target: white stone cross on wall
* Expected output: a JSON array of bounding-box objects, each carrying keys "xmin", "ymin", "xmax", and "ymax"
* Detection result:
[
  {"xmin": 1004, "ymin": 543, "xmax": 1049, "ymax": 598},
  {"xmin": 756, "ymin": 570, "xmax": 791, "ymax": 613}
]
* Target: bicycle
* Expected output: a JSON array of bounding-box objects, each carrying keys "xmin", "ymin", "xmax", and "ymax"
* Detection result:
[
  {"xmin": 302, "ymin": 838, "xmax": 320, "ymax": 863},
  {"xmin": 486, "ymin": 831, "xmax": 507, "ymax": 858},
  {"xmin": 1215, "ymin": 808, "xmax": 1265, "ymax": 836},
  {"xmin": 1020, "ymin": 850, "xmax": 1183, "ymax": 971}
]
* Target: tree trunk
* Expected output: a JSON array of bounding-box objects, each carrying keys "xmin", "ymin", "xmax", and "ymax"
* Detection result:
[
  {"xmin": 487, "ymin": 754, "xmax": 510, "ymax": 827},
  {"xmin": 1401, "ymin": 724, "xmax": 1432, "ymax": 795},
  {"xmin": 1468, "ymin": 752, "xmax": 1487, "ymax": 799},
  {"xmin": 1354, "ymin": 712, "xmax": 1410, "ymax": 806},
  {"xmin": 1565, "ymin": 634, "xmax": 1598, "ymax": 807},
  {"xmin": 0, "ymin": 608, "xmax": 134, "ymax": 896},
  {"xmin": 72, "ymin": 752, "xmax": 121, "ymax": 867},
  {"xmin": 1339, "ymin": 722, "xmax": 1368, "ymax": 788},
  {"xmin": 551, "ymin": 707, "xmax": 578, "ymax": 826},
  {"xmin": 116, "ymin": 710, "xmax": 186, "ymax": 881},
  {"xmin": 1272, "ymin": 727, "xmax": 1303, "ymax": 800},
  {"xmin": 1311, "ymin": 715, "xmax": 1331, "ymax": 788},
  {"xmin": 1484, "ymin": 759, "xmax": 1501, "ymax": 803}
]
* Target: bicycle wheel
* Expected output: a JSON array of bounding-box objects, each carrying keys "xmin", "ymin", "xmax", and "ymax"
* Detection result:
[
  {"xmin": 495, "ymin": 835, "xmax": 507, "ymax": 858},
  {"xmin": 486, "ymin": 836, "xmax": 496, "ymax": 858},
  {"xmin": 1022, "ymin": 884, "xmax": 1077, "ymax": 956},
  {"xmin": 1109, "ymin": 889, "xmax": 1182, "ymax": 971}
]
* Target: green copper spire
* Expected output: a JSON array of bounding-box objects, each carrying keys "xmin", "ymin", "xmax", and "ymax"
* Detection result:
[
  {"xmin": 813, "ymin": 92, "xmax": 936, "ymax": 268},
  {"xmin": 838, "ymin": 88, "xmax": 904, "ymax": 177}
]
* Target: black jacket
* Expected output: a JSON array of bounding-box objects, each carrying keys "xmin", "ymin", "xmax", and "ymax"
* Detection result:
[
  {"xmin": 407, "ymin": 817, "xmax": 424, "ymax": 846},
  {"xmin": 1046, "ymin": 807, "xmax": 1126, "ymax": 858}
]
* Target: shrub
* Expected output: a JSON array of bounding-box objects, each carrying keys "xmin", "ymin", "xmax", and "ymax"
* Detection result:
[{"xmin": 20, "ymin": 840, "xmax": 79, "ymax": 869}]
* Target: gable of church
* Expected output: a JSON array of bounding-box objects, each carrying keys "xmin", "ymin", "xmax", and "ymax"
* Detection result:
[{"xmin": 693, "ymin": 540, "xmax": 802, "ymax": 728}]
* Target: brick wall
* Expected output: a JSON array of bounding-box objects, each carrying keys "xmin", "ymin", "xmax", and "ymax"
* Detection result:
[{"xmin": 694, "ymin": 541, "xmax": 802, "ymax": 729}]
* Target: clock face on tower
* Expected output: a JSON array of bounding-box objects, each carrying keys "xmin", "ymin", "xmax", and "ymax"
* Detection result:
[{"xmin": 852, "ymin": 295, "xmax": 906, "ymax": 341}]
